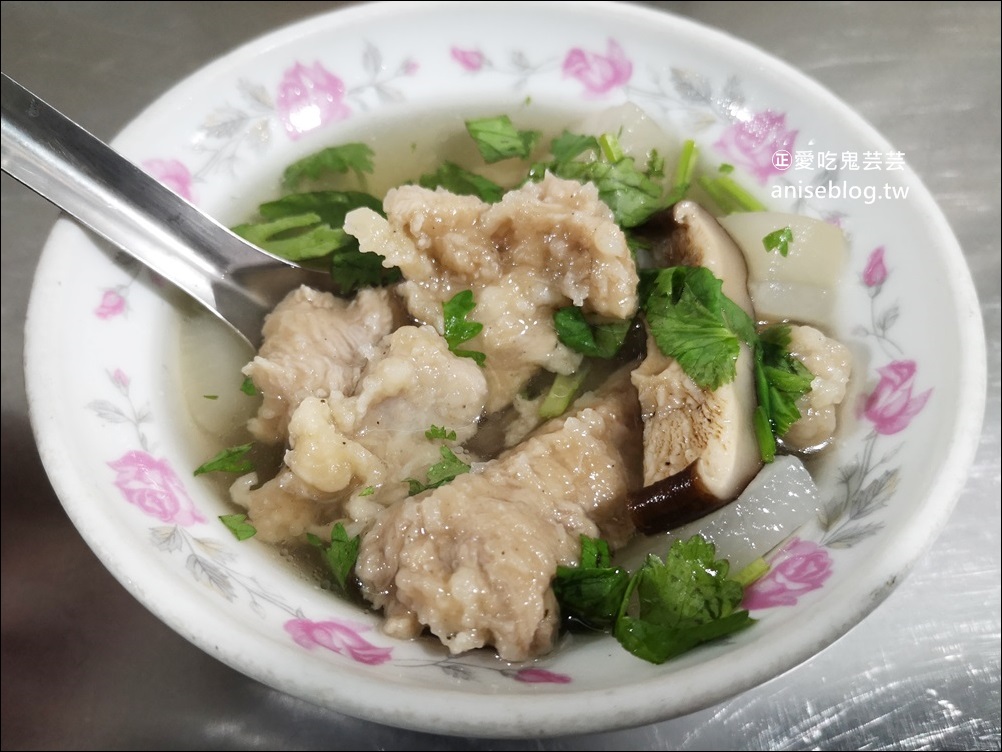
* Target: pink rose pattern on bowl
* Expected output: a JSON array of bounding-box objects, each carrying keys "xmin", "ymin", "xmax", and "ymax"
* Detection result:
[{"xmin": 88, "ymin": 37, "xmax": 933, "ymax": 677}]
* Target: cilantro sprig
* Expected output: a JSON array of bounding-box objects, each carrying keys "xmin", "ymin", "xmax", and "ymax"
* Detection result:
[
  {"xmin": 405, "ymin": 446, "xmax": 472, "ymax": 495},
  {"xmin": 219, "ymin": 513, "xmax": 257, "ymax": 541},
  {"xmin": 753, "ymin": 325, "xmax": 814, "ymax": 461},
  {"xmin": 194, "ymin": 443, "xmax": 255, "ymax": 476},
  {"xmin": 418, "ymin": 162, "xmax": 505, "ymax": 202},
  {"xmin": 442, "ymin": 290, "xmax": 486, "ymax": 366},
  {"xmin": 283, "ymin": 143, "xmax": 375, "ymax": 189},
  {"xmin": 554, "ymin": 534, "xmax": 754, "ymax": 664},
  {"xmin": 641, "ymin": 266, "xmax": 755, "ymax": 391},
  {"xmin": 233, "ymin": 144, "xmax": 403, "ymax": 292},
  {"xmin": 308, "ymin": 522, "xmax": 361, "ymax": 597},
  {"xmin": 763, "ymin": 226, "xmax": 794, "ymax": 256},
  {"xmin": 465, "ymin": 115, "xmax": 541, "ymax": 163},
  {"xmin": 425, "ymin": 425, "xmax": 458, "ymax": 441},
  {"xmin": 553, "ymin": 306, "xmax": 632, "ymax": 360},
  {"xmin": 529, "ymin": 130, "xmax": 666, "ymax": 227}
]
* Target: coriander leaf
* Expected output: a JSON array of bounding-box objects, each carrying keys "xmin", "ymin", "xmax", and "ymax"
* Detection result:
[
  {"xmin": 194, "ymin": 443, "xmax": 254, "ymax": 476},
  {"xmin": 634, "ymin": 537, "xmax": 744, "ymax": 625},
  {"xmin": 442, "ymin": 290, "xmax": 486, "ymax": 366},
  {"xmin": 425, "ymin": 425, "xmax": 458, "ymax": 441},
  {"xmin": 643, "ymin": 267, "xmax": 743, "ymax": 390},
  {"xmin": 232, "ymin": 212, "xmax": 351, "ymax": 261},
  {"xmin": 553, "ymin": 564, "xmax": 631, "ymax": 631},
  {"xmin": 240, "ymin": 377, "xmax": 258, "ymax": 396},
  {"xmin": 465, "ymin": 115, "xmax": 541, "ymax": 163},
  {"xmin": 553, "ymin": 306, "xmax": 631, "ymax": 359},
  {"xmin": 405, "ymin": 446, "xmax": 471, "ymax": 495},
  {"xmin": 419, "ymin": 162, "xmax": 505, "ymax": 202},
  {"xmin": 236, "ymin": 191, "xmax": 399, "ymax": 290},
  {"xmin": 308, "ymin": 522, "xmax": 360, "ymax": 596},
  {"xmin": 579, "ymin": 535, "xmax": 614, "ymax": 569},
  {"xmin": 611, "ymin": 536, "xmax": 753, "ymax": 664},
  {"xmin": 548, "ymin": 130, "xmax": 601, "ymax": 163},
  {"xmin": 552, "ymin": 154, "xmax": 665, "ymax": 228},
  {"xmin": 615, "ymin": 609, "xmax": 754, "ymax": 664},
  {"xmin": 359, "ymin": 485, "xmax": 375, "ymax": 497},
  {"xmin": 330, "ymin": 240, "xmax": 402, "ymax": 292},
  {"xmin": 258, "ymin": 190, "xmax": 383, "ymax": 228},
  {"xmin": 283, "ymin": 143, "xmax": 375, "ymax": 188},
  {"xmin": 530, "ymin": 130, "xmax": 666, "ymax": 227},
  {"xmin": 763, "ymin": 226, "xmax": 794, "ymax": 256},
  {"xmin": 553, "ymin": 535, "xmax": 629, "ymax": 631},
  {"xmin": 219, "ymin": 513, "xmax": 257, "ymax": 541},
  {"xmin": 756, "ymin": 324, "xmax": 814, "ymax": 439}
]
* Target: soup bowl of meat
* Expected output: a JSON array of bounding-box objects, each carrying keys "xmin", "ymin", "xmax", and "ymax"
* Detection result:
[{"xmin": 24, "ymin": 0, "xmax": 985, "ymax": 738}]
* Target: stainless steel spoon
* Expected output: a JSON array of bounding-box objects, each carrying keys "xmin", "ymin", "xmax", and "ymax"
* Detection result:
[{"xmin": 1, "ymin": 72, "xmax": 332, "ymax": 349}]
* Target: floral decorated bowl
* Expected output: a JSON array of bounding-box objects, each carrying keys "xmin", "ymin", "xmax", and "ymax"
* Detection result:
[{"xmin": 24, "ymin": 0, "xmax": 985, "ymax": 738}]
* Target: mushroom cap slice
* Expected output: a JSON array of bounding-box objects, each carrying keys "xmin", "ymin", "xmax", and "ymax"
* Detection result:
[{"xmin": 629, "ymin": 201, "xmax": 762, "ymax": 533}]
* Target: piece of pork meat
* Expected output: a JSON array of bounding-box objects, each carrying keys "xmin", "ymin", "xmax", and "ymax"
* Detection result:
[
  {"xmin": 354, "ymin": 369, "xmax": 642, "ymax": 662},
  {"xmin": 343, "ymin": 173, "xmax": 639, "ymax": 413},
  {"xmin": 234, "ymin": 324, "xmax": 488, "ymax": 544},
  {"xmin": 243, "ymin": 286, "xmax": 399, "ymax": 444}
]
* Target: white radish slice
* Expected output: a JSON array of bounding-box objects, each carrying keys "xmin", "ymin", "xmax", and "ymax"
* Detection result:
[
  {"xmin": 717, "ymin": 212, "xmax": 847, "ymax": 327},
  {"xmin": 618, "ymin": 455, "xmax": 821, "ymax": 572}
]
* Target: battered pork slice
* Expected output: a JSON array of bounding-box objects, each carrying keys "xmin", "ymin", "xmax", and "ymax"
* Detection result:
[
  {"xmin": 242, "ymin": 286, "xmax": 399, "ymax": 444},
  {"xmin": 354, "ymin": 369, "xmax": 642, "ymax": 662},
  {"xmin": 343, "ymin": 174, "xmax": 639, "ymax": 413},
  {"xmin": 233, "ymin": 324, "xmax": 488, "ymax": 544}
]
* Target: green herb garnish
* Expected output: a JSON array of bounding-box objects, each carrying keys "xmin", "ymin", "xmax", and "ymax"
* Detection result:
[
  {"xmin": 753, "ymin": 324, "xmax": 814, "ymax": 458},
  {"xmin": 554, "ymin": 534, "xmax": 753, "ymax": 664},
  {"xmin": 232, "ymin": 190, "xmax": 401, "ymax": 291},
  {"xmin": 465, "ymin": 115, "xmax": 541, "ymax": 163},
  {"xmin": 763, "ymin": 226, "xmax": 794, "ymax": 257},
  {"xmin": 538, "ymin": 364, "xmax": 591, "ymax": 419},
  {"xmin": 552, "ymin": 536, "xmax": 630, "ymax": 631},
  {"xmin": 642, "ymin": 266, "xmax": 754, "ymax": 391},
  {"xmin": 283, "ymin": 143, "xmax": 375, "ymax": 188},
  {"xmin": 405, "ymin": 446, "xmax": 472, "ymax": 495},
  {"xmin": 553, "ymin": 306, "xmax": 631, "ymax": 359},
  {"xmin": 240, "ymin": 376, "xmax": 258, "ymax": 396},
  {"xmin": 442, "ymin": 290, "xmax": 486, "ymax": 366},
  {"xmin": 418, "ymin": 162, "xmax": 505, "ymax": 203},
  {"xmin": 219, "ymin": 513, "xmax": 257, "ymax": 541},
  {"xmin": 697, "ymin": 174, "xmax": 767, "ymax": 213},
  {"xmin": 194, "ymin": 443, "xmax": 255, "ymax": 476},
  {"xmin": 662, "ymin": 138, "xmax": 698, "ymax": 206},
  {"xmin": 307, "ymin": 522, "xmax": 360, "ymax": 596},
  {"xmin": 537, "ymin": 131, "xmax": 665, "ymax": 227},
  {"xmin": 425, "ymin": 425, "xmax": 458, "ymax": 441}
]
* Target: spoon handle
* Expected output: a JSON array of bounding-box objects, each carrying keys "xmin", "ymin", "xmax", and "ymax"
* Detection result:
[{"xmin": 0, "ymin": 72, "xmax": 318, "ymax": 347}]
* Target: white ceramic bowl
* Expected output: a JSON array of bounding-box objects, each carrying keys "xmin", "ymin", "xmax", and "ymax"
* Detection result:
[{"xmin": 24, "ymin": 0, "xmax": 986, "ymax": 738}]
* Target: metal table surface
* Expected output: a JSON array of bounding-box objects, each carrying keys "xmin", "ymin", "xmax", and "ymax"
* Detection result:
[{"xmin": 1, "ymin": 2, "xmax": 998, "ymax": 749}]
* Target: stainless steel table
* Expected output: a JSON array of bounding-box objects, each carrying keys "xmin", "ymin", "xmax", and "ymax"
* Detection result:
[{"xmin": 2, "ymin": 2, "xmax": 999, "ymax": 749}]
